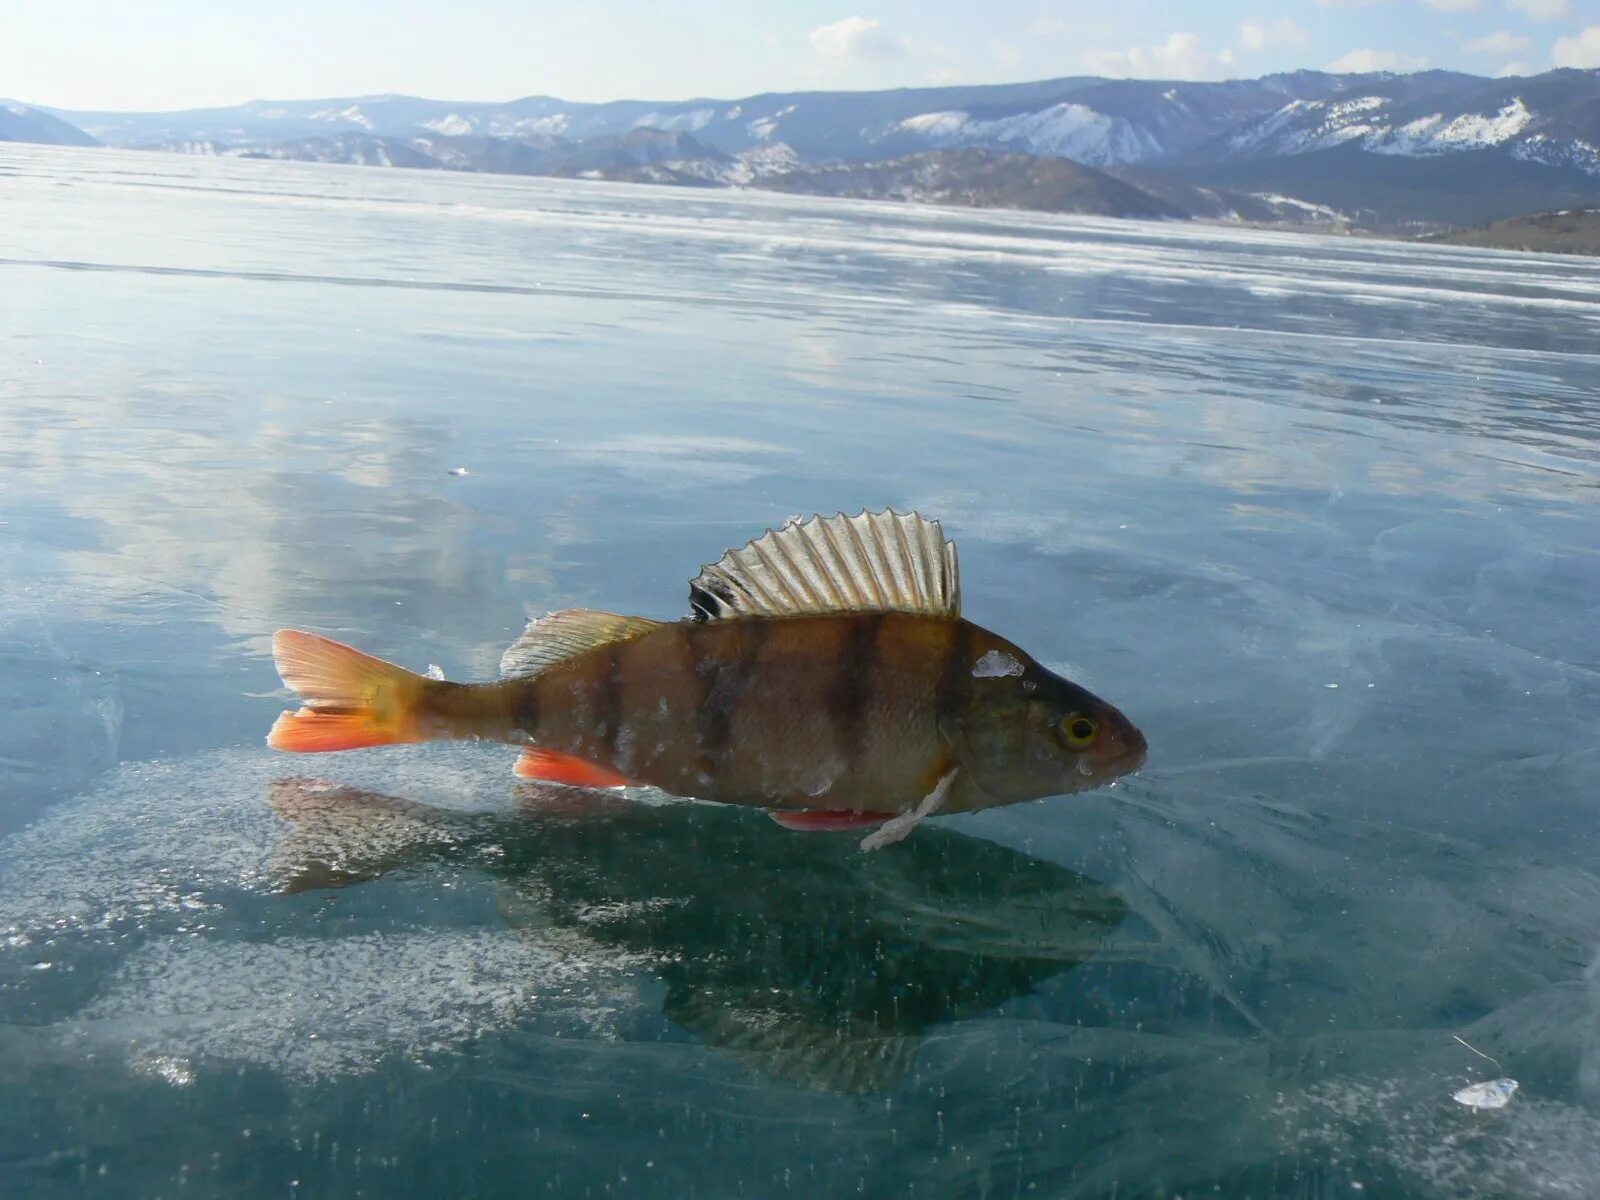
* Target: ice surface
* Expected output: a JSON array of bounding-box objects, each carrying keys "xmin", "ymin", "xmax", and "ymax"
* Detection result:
[{"xmin": 2, "ymin": 146, "xmax": 1597, "ymax": 1197}]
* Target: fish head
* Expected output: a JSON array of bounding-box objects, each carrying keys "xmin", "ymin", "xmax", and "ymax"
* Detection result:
[{"xmin": 949, "ymin": 634, "xmax": 1146, "ymax": 805}]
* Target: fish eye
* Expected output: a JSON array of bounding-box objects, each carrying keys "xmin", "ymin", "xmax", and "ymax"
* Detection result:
[{"xmin": 1059, "ymin": 714, "xmax": 1098, "ymax": 750}]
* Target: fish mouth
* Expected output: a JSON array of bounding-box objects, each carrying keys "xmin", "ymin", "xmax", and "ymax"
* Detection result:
[{"xmin": 1077, "ymin": 726, "xmax": 1148, "ymax": 783}]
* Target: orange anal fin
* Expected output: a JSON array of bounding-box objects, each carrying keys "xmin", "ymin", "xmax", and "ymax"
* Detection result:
[
  {"xmin": 514, "ymin": 748, "xmax": 632, "ymax": 789},
  {"xmin": 769, "ymin": 810, "xmax": 894, "ymax": 832}
]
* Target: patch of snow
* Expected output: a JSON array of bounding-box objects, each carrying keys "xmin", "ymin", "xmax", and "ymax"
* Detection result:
[
  {"xmin": 77, "ymin": 930, "xmax": 647, "ymax": 1080},
  {"xmin": 898, "ymin": 101, "xmax": 1162, "ymax": 166},
  {"xmin": 421, "ymin": 113, "xmax": 474, "ymax": 137},
  {"xmin": 1254, "ymin": 192, "xmax": 1344, "ymax": 221},
  {"xmin": 311, "ymin": 104, "xmax": 375, "ymax": 130},
  {"xmin": 411, "ymin": 137, "xmax": 468, "ymax": 167},
  {"xmin": 493, "ymin": 113, "xmax": 569, "ymax": 138},
  {"xmin": 634, "ymin": 107, "xmax": 715, "ymax": 133},
  {"xmin": 973, "ymin": 650, "xmax": 1024, "ymax": 678},
  {"xmin": 727, "ymin": 141, "xmax": 800, "ymax": 185},
  {"xmin": 1371, "ymin": 98, "xmax": 1533, "ymax": 157},
  {"xmin": 1231, "ymin": 96, "xmax": 1390, "ymax": 154},
  {"xmin": 1513, "ymin": 135, "xmax": 1600, "ymax": 176},
  {"xmin": 747, "ymin": 105, "xmax": 797, "ymax": 141},
  {"xmin": 1328, "ymin": 95, "xmax": 1387, "ymax": 119},
  {"xmin": 1454, "ymin": 1078, "xmax": 1519, "ymax": 1111},
  {"xmin": 900, "ymin": 110, "xmax": 971, "ymax": 138},
  {"xmin": 1235, "ymin": 95, "xmax": 1548, "ymax": 165}
]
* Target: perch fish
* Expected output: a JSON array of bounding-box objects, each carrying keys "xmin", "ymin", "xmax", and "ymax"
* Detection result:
[{"xmin": 268, "ymin": 510, "xmax": 1146, "ymax": 847}]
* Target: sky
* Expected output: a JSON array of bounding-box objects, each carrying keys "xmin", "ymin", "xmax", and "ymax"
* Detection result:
[{"xmin": 5, "ymin": 0, "xmax": 1600, "ymax": 112}]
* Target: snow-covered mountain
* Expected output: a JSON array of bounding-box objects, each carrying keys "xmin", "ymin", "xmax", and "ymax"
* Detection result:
[
  {"xmin": 171, "ymin": 126, "xmax": 750, "ymax": 188},
  {"xmin": 58, "ymin": 69, "xmax": 1600, "ymax": 173},
  {"xmin": 1218, "ymin": 70, "xmax": 1600, "ymax": 173},
  {"xmin": 762, "ymin": 148, "xmax": 1188, "ymax": 218},
  {"xmin": 20, "ymin": 67, "xmax": 1600, "ymax": 226},
  {"xmin": 51, "ymin": 75, "xmax": 1346, "ymax": 164},
  {"xmin": 0, "ymin": 102, "xmax": 96, "ymax": 146}
]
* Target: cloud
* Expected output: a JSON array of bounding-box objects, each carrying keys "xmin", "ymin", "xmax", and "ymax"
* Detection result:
[
  {"xmin": 1552, "ymin": 25, "xmax": 1600, "ymax": 67},
  {"xmin": 1316, "ymin": 0, "xmax": 1382, "ymax": 7},
  {"xmin": 1240, "ymin": 17, "xmax": 1310, "ymax": 51},
  {"xmin": 991, "ymin": 40, "xmax": 1023, "ymax": 66},
  {"xmin": 1497, "ymin": 60, "xmax": 1534, "ymax": 75},
  {"xmin": 1084, "ymin": 32, "xmax": 1221, "ymax": 79},
  {"xmin": 809, "ymin": 16, "xmax": 907, "ymax": 63},
  {"xmin": 1507, "ymin": 0, "xmax": 1568, "ymax": 20},
  {"xmin": 1420, "ymin": 0, "xmax": 1485, "ymax": 10},
  {"xmin": 1329, "ymin": 47, "xmax": 1431, "ymax": 72},
  {"xmin": 1463, "ymin": 29, "xmax": 1533, "ymax": 53}
]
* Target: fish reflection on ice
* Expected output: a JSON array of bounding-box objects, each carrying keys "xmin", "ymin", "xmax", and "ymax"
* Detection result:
[
  {"xmin": 266, "ymin": 777, "xmax": 1127, "ymax": 1091},
  {"xmin": 0, "ymin": 744, "xmax": 1595, "ymax": 1196}
]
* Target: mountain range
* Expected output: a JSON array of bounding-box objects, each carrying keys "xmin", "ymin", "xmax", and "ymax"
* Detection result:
[
  {"xmin": 6, "ymin": 68, "xmax": 1600, "ymax": 229},
  {"xmin": 1, "ymin": 102, "xmax": 97, "ymax": 147}
]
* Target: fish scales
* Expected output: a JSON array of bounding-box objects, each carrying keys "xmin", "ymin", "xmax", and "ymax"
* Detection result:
[
  {"xmin": 266, "ymin": 510, "xmax": 1147, "ymax": 843},
  {"xmin": 479, "ymin": 614, "xmax": 959, "ymax": 813}
]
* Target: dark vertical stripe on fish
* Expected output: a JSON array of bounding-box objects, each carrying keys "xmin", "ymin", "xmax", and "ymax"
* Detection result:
[
  {"xmin": 595, "ymin": 642, "xmax": 623, "ymax": 764},
  {"xmin": 936, "ymin": 618, "xmax": 972, "ymax": 732},
  {"xmin": 511, "ymin": 680, "xmax": 541, "ymax": 743},
  {"xmin": 694, "ymin": 621, "xmax": 766, "ymax": 776},
  {"xmin": 827, "ymin": 613, "xmax": 883, "ymax": 769}
]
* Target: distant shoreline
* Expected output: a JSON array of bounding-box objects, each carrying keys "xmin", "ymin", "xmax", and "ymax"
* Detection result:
[{"xmin": 6, "ymin": 138, "xmax": 1595, "ymax": 258}]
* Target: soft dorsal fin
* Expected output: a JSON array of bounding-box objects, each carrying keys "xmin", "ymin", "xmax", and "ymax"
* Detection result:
[
  {"xmin": 688, "ymin": 509, "xmax": 960, "ymax": 621},
  {"xmin": 499, "ymin": 610, "xmax": 664, "ymax": 680}
]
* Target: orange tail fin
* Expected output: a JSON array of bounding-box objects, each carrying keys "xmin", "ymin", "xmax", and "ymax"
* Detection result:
[{"xmin": 268, "ymin": 630, "xmax": 430, "ymax": 753}]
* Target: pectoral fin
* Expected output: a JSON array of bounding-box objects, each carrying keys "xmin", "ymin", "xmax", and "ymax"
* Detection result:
[{"xmin": 858, "ymin": 768, "xmax": 958, "ymax": 851}]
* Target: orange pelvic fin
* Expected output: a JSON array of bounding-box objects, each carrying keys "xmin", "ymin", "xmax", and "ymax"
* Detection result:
[
  {"xmin": 514, "ymin": 748, "xmax": 633, "ymax": 789},
  {"xmin": 769, "ymin": 810, "xmax": 893, "ymax": 832},
  {"xmin": 268, "ymin": 629, "xmax": 428, "ymax": 753}
]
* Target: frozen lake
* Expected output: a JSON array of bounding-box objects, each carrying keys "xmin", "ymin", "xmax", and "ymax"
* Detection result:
[{"xmin": 2, "ymin": 144, "xmax": 1598, "ymax": 1197}]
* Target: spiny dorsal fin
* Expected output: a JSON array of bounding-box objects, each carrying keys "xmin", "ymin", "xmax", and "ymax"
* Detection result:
[
  {"xmin": 499, "ymin": 610, "xmax": 664, "ymax": 680},
  {"xmin": 688, "ymin": 510, "xmax": 960, "ymax": 621}
]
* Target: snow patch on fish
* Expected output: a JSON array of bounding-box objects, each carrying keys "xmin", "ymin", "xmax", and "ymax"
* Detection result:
[{"xmin": 972, "ymin": 650, "xmax": 1023, "ymax": 678}]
